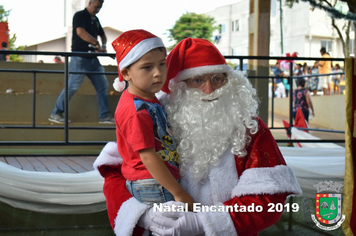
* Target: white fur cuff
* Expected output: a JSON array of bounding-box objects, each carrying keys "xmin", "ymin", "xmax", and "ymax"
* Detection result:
[
  {"xmin": 231, "ymin": 165, "xmax": 302, "ymax": 197},
  {"xmin": 114, "ymin": 197, "xmax": 150, "ymax": 236},
  {"xmin": 93, "ymin": 142, "xmax": 123, "ymax": 175},
  {"xmin": 197, "ymin": 202, "xmax": 238, "ymax": 236}
]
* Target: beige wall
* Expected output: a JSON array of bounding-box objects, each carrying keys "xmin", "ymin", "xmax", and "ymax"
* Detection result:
[
  {"xmin": 269, "ymin": 95, "xmax": 345, "ymax": 131},
  {"xmin": 24, "ymin": 27, "xmax": 122, "ymax": 66}
]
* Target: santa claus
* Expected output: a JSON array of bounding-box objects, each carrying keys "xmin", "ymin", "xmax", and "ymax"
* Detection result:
[{"xmin": 94, "ymin": 38, "xmax": 302, "ymax": 236}]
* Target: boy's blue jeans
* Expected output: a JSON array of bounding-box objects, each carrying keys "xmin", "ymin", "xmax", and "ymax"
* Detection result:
[{"xmin": 125, "ymin": 178, "xmax": 175, "ymax": 206}]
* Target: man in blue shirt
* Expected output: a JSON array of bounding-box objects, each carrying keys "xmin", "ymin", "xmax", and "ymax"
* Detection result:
[{"xmin": 273, "ymin": 62, "xmax": 286, "ymax": 98}]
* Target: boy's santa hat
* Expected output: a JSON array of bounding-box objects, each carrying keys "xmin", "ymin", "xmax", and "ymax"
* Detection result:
[
  {"xmin": 112, "ymin": 29, "xmax": 165, "ymax": 92},
  {"xmin": 161, "ymin": 38, "xmax": 232, "ymax": 94}
]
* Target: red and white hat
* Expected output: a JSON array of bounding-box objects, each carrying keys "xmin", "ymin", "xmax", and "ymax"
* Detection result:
[
  {"xmin": 112, "ymin": 29, "xmax": 165, "ymax": 92},
  {"xmin": 161, "ymin": 38, "xmax": 231, "ymax": 94}
]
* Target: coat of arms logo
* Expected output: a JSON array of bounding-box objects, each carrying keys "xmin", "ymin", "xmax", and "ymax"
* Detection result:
[{"xmin": 311, "ymin": 181, "xmax": 345, "ymax": 230}]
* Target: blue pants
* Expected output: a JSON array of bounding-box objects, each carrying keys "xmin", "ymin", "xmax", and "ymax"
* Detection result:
[
  {"xmin": 51, "ymin": 56, "xmax": 110, "ymax": 119},
  {"xmin": 126, "ymin": 178, "xmax": 175, "ymax": 206}
]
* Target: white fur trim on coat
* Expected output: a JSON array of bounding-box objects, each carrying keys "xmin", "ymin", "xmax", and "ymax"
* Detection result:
[
  {"xmin": 93, "ymin": 142, "xmax": 123, "ymax": 175},
  {"xmin": 174, "ymin": 64, "xmax": 232, "ymax": 82},
  {"xmin": 231, "ymin": 165, "xmax": 303, "ymax": 198},
  {"xmin": 114, "ymin": 197, "xmax": 150, "ymax": 236},
  {"xmin": 197, "ymin": 202, "xmax": 238, "ymax": 236},
  {"xmin": 181, "ymin": 147, "xmax": 238, "ymax": 205}
]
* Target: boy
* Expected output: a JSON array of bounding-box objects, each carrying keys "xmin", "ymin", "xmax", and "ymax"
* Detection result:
[{"xmin": 111, "ymin": 30, "xmax": 194, "ymax": 210}]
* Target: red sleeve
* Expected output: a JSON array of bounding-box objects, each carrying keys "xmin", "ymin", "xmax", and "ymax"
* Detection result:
[
  {"xmin": 224, "ymin": 193, "xmax": 289, "ymax": 236},
  {"xmin": 225, "ymin": 117, "xmax": 291, "ymax": 235},
  {"xmin": 122, "ymin": 112, "xmax": 155, "ymax": 152},
  {"xmin": 235, "ymin": 117, "xmax": 286, "ymax": 176}
]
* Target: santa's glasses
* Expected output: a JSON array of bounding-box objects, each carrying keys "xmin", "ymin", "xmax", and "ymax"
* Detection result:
[{"xmin": 184, "ymin": 73, "xmax": 227, "ymax": 89}]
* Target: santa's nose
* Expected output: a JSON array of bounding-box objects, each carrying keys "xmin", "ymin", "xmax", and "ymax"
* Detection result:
[{"xmin": 201, "ymin": 80, "xmax": 215, "ymax": 94}]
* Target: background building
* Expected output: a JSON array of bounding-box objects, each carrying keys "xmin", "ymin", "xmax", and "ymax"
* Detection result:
[
  {"xmin": 23, "ymin": 0, "xmax": 121, "ymax": 66},
  {"xmin": 206, "ymin": 0, "xmax": 354, "ymax": 62}
]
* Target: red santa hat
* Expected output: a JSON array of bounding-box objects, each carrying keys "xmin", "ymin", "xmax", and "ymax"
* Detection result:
[
  {"xmin": 112, "ymin": 29, "xmax": 165, "ymax": 92},
  {"xmin": 161, "ymin": 38, "xmax": 231, "ymax": 94}
]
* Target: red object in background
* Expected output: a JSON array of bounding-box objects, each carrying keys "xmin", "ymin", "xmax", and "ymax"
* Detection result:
[
  {"xmin": 282, "ymin": 108, "xmax": 308, "ymax": 147},
  {"xmin": 283, "ymin": 107, "xmax": 308, "ymax": 133},
  {"xmin": 0, "ymin": 22, "xmax": 9, "ymax": 47}
]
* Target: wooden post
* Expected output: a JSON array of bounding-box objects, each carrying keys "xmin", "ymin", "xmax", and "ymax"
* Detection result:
[{"xmin": 248, "ymin": 0, "xmax": 271, "ymax": 124}]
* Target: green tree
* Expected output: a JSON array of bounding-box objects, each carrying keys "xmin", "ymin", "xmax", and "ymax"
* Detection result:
[
  {"xmin": 0, "ymin": 5, "xmax": 11, "ymax": 22},
  {"xmin": 168, "ymin": 12, "xmax": 216, "ymax": 49},
  {"xmin": 9, "ymin": 34, "xmax": 24, "ymax": 62},
  {"xmin": 1, "ymin": 5, "xmax": 23, "ymax": 61},
  {"xmin": 285, "ymin": 0, "xmax": 356, "ymax": 57}
]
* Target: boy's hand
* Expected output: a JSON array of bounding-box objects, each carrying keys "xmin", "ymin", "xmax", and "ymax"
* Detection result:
[{"xmin": 174, "ymin": 191, "xmax": 195, "ymax": 211}]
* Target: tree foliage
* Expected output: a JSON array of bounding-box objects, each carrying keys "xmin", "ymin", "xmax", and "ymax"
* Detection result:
[
  {"xmin": 0, "ymin": 5, "xmax": 11, "ymax": 22},
  {"xmin": 168, "ymin": 12, "xmax": 216, "ymax": 49},
  {"xmin": 9, "ymin": 34, "xmax": 24, "ymax": 62},
  {"xmin": 1, "ymin": 5, "xmax": 23, "ymax": 61}
]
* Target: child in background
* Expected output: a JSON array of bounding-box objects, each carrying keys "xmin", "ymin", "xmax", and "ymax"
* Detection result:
[
  {"xmin": 310, "ymin": 61, "xmax": 319, "ymax": 96},
  {"xmin": 332, "ymin": 64, "xmax": 343, "ymax": 95},
  {"xmin": 111, "ymin": 29, "xmax": 194, "ymax": 210}
]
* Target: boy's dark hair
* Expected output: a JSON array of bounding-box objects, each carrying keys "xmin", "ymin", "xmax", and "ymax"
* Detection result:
[
  {"xmin": 1, "ymin": 41, "xmax": 7, "ymax": 48},
  {"xmin": 320, "ymin": 47, "xmax": 326, "ymax": 54},
  {"xmin": 297, "ymin": 78, "xmax": 306, "ymax": 87}
]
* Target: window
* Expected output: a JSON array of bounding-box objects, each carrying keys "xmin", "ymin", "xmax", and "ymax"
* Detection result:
[
  {"xmin": 235, "ymin": 20, "xmax": 239, "ymax": 31},
  {"xmin": 321, "ymin": 40, "xmax": 332, "ymax": 52},
  {"xmin": 232, "ymin": 20, "xmax": 239, "ymax": 32},
  {"xmin": 219, "ymin": 24, "xmax": 226, "ymax": 34}
]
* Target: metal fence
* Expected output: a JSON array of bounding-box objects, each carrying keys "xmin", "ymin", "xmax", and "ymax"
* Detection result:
[{"xmin": 0, "ymin": 50, "xmax": 346, "ymax": 147}]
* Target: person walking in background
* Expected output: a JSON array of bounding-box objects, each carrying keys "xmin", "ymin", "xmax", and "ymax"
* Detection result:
[
  {"xmin": 302, "ymin": 62, "xmax": 310, "ymax": 89},
  {"xmin": 317, "ymin": 47, "xmax": 332, "ymax": 96},
  {"xmin": 283, "ymin": 77, "xmax": 290, "ymax": 97},
  {"xmin": 332, "ymin": 63, "xmax": 343, "ymax": 95},
  {"xmin": 293, "ymin": 63, "xmax": 303, "ymax": 79},
  {"xmin": 293, "ymin": 78, "xmax": 315, "ymax": 123},
  {"xmin": 54, "ymin": 56, "xmax": 64, "ymax": 64},
  {"xmin": 310, "ymin": 61, "xmax": 319, "ymax": 96},
  {"xmin": 0, "ymin": 41, "xmax": 9, "ymax": 61},
  {"xmin": 49, "ymin": 0, "xmax": 114, "ymax": 124},
  {"xmin": 274, "ymin": 62, "xmax": 286, "ymax": 98}
]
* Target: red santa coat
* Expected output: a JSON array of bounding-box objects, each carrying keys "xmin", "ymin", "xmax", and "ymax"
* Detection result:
[{"xmin": 94, "ymin": 117, "xmax": 302, "ymax": 236}]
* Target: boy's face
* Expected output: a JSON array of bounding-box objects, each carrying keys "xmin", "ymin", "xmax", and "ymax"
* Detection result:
[{"xmin": 122, "ymin": 48, "xmax": 167, "ymax": 100}]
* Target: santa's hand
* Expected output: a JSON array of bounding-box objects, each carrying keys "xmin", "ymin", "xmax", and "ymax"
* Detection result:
[
  {"xmin": 150, "ymin": 204, "xmax": 204, "ymax": 236},
  {"xmin": 138, "ymin": 207, "xmax": 158, "ymax": 230}
]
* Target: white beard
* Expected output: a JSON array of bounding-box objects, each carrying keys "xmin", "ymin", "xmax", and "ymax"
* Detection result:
[{"xmin": 163, "ymin": 70, "xmax": 259, "ymax": 182}]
